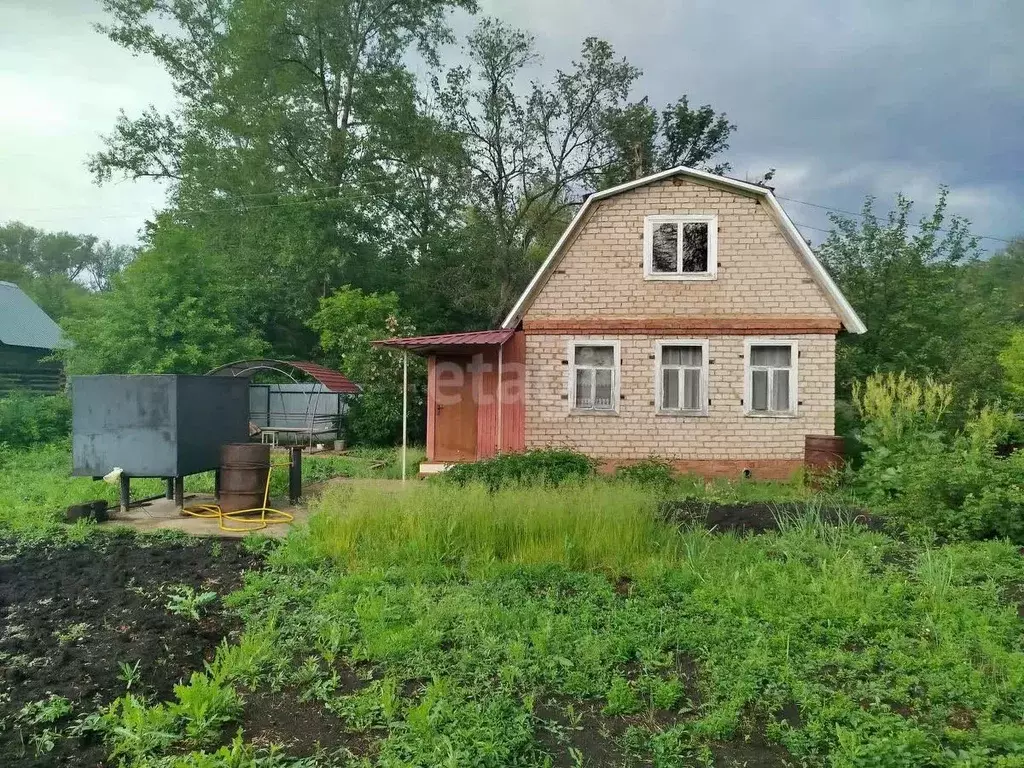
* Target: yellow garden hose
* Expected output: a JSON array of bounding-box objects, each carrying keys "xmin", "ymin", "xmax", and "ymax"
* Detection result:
[{"xmin": 182, "ymin": 461, "xmax": 294, "ymax": 533}]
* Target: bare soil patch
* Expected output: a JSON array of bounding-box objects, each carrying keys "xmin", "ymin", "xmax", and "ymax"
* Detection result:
[
  {"xmin": 661, "ymin": 500, "xmax": 883, "ymax": 535},
  {"xmin": 238, "ymin": 687, "xmax": 372, "ymax": 759},
  {"xmin": 0, "ymin": 536, "xmax": 260, "ymax": 768}
]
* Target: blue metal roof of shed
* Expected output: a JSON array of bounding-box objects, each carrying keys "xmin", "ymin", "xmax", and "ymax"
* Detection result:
[{"xmin": 0, "ymin": 280, "xmax": 65, "ymax": 350}]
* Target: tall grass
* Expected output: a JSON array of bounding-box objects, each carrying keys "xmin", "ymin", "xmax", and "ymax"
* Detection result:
[{"xmin": 306, "ymin": 480, "xmax": 685, "ymax": 573}]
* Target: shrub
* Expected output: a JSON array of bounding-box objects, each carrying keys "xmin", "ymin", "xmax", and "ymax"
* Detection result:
[
  {"xmin": 615, "ymin": 458, "xmax": 676, "ymax": 489},
  {"xmin": 963, "ymin": 452, "xmax": 1024, "ymax": 543},
  {"xmin": 0, "ymin": 391, "xmax": 71, "ymax": 448},
  {"xmin": 852, "ymin": 373, "xmax": 1024, "ymax": 543},
  {"xmin": 440, "ymin": 449, "xmax": 597, "ymax": 491}
]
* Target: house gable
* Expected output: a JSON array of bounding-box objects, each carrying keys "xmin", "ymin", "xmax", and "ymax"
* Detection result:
[{"xmin": 502, "ymin": 168, "xmax": 866, "ymax": 334}]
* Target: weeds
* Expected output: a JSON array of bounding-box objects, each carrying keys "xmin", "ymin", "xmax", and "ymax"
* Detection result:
[
  {"xmin": 166, "ymin": 585, "xmax": 218, "ymax": 621},
  {"xmin": 440, "ymin": 449, "xmax": 597, "ymax": 490},
  {"xmin": 211, "ymin": 481, "xmax": 1024, "ymax": 767},
  {"xmin": 172, "ymin": 673, "xmax": 243, "ymax": 744},
  {"xmin": 119, "ymin": 660, "xmax": 142, "ymax": 691}
]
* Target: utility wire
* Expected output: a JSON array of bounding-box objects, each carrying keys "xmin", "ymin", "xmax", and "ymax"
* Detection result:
[{"xmin": 777, "ymin": 195, "xmax": 1014, "ymax": 244}]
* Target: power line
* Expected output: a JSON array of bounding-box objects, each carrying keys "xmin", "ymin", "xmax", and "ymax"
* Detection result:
[{"xmin": 777, "ymin": 195, "xmax": 1015, "ymax": 245}]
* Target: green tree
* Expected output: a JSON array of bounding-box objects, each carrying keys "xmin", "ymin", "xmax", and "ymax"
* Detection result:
[
  {"xmin": 309, "ymin": 286, "xmax": 424, "ymax": 445},
  {"xmin": 436, "ymin": 19, "xmax": 739, "ymax": 324},
  {"xmin": 962, "ymin": 238, "xmax": 1024, "ymax": 325},
  {"xmin": 436, "ymin": 20, "xmax": 642, "ymax": 322},
  {"xmin": 0, "ymin": 221, "xmax": 134, "ymax": 319},
  {"xmin": 59, "ymin": 220, "xmax": 266, "ymax": 375},
  {"xmin": 92, "ymin": 0, "xmax": 476, "ymax": 350},
  {"xmin": 817, "ymin": 188, "xmax": 992, "ymax": 405},
  {"xmin": 600, "ymin": 96, "xmax": 735, "ymax": 186}
]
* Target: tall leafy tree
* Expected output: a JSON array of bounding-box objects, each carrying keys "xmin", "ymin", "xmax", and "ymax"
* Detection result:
[
  {"xmin": 600, "ymin": 97, "xmax": 735, "ymax": 186},
  {"xmin": 0, "ymin": 221, "xmax": 134, "ymax": 319},
  {"xmin": 92, "ymin": 0, "xmax": 477, "ymax": 349},
  {"xmin": 309, "ymin": 286, "xmax": 423, "ymax": 445},
  {"xmin": 817, "ymin": 188, "xmax": 997, "ymax": 405},
  {"xmin": 436, "ymin": 19, "xmax": 641, "ymax": 321},
  {"xmin": 436, "ymin": 19, "xmax": 739, "ymax": 324},
  {"xmin": 59, "ymin": 219, "xmax": 266, "ymax": 375}
]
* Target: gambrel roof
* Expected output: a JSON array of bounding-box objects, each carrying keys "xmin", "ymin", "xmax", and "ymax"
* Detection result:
[{"xmin": 501, "ymin": 167, "xmax": 867, "ymax": 334}]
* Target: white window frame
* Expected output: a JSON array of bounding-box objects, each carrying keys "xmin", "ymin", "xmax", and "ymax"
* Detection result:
[
  {"xmin": 643, "ymin": 214, "xmax": 718, "ymax": 281},
  {"xmin": 654, "ymin": 339, "xmax": 709, "ymax": 416},
  {"xmin": 743, "ymin": 339, "xmax": 798, "ymax": 417},
  {"xmin": 568, "ymin": 339, "xmax": 620, "ymax": 415}
]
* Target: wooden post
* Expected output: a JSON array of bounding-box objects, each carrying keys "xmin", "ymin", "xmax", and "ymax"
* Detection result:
[
  {"xmin": 165, "ymin": 478, "xmax": 174, "ymax": 500},
  {"xmin": 497, "ymin": 343, "xmax": 503, "ymax": 455},
  {"xmin": 214, "ymin": 469, "xmax": 221, "ymax": 501},
  {"xmin": 402, "ymin": 351, "xmax": 408, "ymax": 483},
  {"xmin": 289, "ymin": 447, "xmax": 302, "ymax": 504},
  {"xmin": 173, "ymin": 477, "xmax": 184, "ymax": 509},
  {"xmin": 119, "ymin": 474, "xmax": 130, "ymax": 515}
]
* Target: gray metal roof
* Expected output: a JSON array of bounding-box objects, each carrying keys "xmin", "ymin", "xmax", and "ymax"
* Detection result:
[{"xmin": 0, "ymin": 280, "xmax": 65, "ymax": 350}]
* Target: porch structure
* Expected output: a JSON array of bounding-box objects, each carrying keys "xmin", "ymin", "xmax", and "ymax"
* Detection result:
[{"xmin": 375, "ymin": 329, "xmax": 526, "ymax": 476}]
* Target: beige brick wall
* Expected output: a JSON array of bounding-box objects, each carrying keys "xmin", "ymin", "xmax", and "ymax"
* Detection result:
[
  {"xmin": 519, "ymin": 174, "xmax": 840, "ymax": 465},
  {"xmin": 526, "ymin": 176, "xmax": 837, "ymax": 319},
  {"xmin": 525, "ymin": 334, "xmax": 835, "ymax": 461}
]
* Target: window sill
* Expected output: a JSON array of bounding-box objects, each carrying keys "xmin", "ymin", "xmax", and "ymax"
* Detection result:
[
  {"xmin": 568, "ymin": 408, "xmax": 619, "ymax": 417},
  {"xmin": 655, "ymin": 410, "xmax": 709, "ymax": 418},
  {"xmin": 644, "ymin": 273, "xmax": 717, "ymax": 282},
  {"xmin": 744, "ymin": 410, "xmax": 799, "ymax": 419}
]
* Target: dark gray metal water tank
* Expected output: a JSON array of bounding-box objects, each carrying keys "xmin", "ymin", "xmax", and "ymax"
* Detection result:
[{"xmin": 72, "ymin": 375, "xmax": 250, "ymax": 478}]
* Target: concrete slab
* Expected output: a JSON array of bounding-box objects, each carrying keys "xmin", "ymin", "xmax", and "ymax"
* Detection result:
[{"xmin": 99, "ymin": 494, "xmax": 310, "ymax": 539}]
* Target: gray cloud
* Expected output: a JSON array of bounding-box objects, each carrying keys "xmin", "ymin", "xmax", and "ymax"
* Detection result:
[
  {"xmin": 1, "ymin": 0, "xmax": 1021, "ymax": 248},
  {"xmin": 477, "ymin": 0, "xmax": 1024, "ymax": 249}
]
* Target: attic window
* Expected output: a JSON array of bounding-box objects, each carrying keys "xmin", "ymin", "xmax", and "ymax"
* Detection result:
[{"xmin": 643, "ymin": 215, "xmax": 718, "ymax": 280}]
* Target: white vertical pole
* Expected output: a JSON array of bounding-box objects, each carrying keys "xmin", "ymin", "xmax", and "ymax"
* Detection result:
[
  {"xmin": 496, "ymin": 344, "xmax": 503, "ymax": 454},
  {"xmin": 399, "ymin": 354, "xmax": 407, "ymax": 483}
]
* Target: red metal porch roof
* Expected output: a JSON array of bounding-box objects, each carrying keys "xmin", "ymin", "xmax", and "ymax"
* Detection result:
[{"xmin": 374, "ymin": 328, "xmax": 515, "ymax": 355}]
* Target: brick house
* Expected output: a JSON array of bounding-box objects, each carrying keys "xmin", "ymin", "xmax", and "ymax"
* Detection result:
[{"xmin": 379, "ymin": 166, "xmax": 866, "ymax": 479}]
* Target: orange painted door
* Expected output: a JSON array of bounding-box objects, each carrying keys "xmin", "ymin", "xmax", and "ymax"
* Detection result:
[{"xmin": 434, "ymin": 356, "xmax": 478, "ymax": 461}]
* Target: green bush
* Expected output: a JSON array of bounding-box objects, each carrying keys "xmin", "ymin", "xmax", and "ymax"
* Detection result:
[
  {"xmin": 615, "ymin": 457, "xmax": 676, "ymax": 488},
  {"xmin": 0, "ymin": 391, "xmax": 71, "ymax": 448},
  {"xmin": 963, "ymin": 452, "xmax": 1024, "ymax": 543},
  {"xmin": 440, "ymin": 449, "xmax": 597, "ymax": 491},
  {"xmin": 852, "ymin": 373, "xmax": 1024, "ymax": 542}
]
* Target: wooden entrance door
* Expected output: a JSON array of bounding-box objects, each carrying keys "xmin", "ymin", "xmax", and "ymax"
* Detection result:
[{"xmin": 433, "ymin": 356, "xmax": 478, "ymax": 461}]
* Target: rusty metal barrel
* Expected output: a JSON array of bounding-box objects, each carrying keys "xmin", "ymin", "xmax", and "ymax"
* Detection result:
[
  {"xmin": 218, "ymin": 443, "xmax": 270, "ymax": 513},
  {"xmin": 804, "ymin": 435, "xmax": 846, "ymax": 474}
]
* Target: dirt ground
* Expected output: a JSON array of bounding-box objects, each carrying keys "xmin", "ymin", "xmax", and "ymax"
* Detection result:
[
  {"xmin": 661, "ymin": 499, "xmax": 884, "ymax": 535},
  {"xmin": 0, "ymin": 536, "xmax": 260, "ymax": 768}
]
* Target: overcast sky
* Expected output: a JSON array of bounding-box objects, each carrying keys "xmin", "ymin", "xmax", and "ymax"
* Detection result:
[{"xmin": 1, "ymin": 0, "xmax": 1021, "ymax": 251}]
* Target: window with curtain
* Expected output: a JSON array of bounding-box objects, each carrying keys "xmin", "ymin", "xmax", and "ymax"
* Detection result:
[
  {"xmin": 658, "ymin": 343, "xmax": 706, "ymax": 413},
  {"xmin": 572, "ymin": 344, "xmax": 616, "ymax": 411},
  {"xmin": 748, "ymin": 343, "xmax": 795, "ymax": 413}
]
